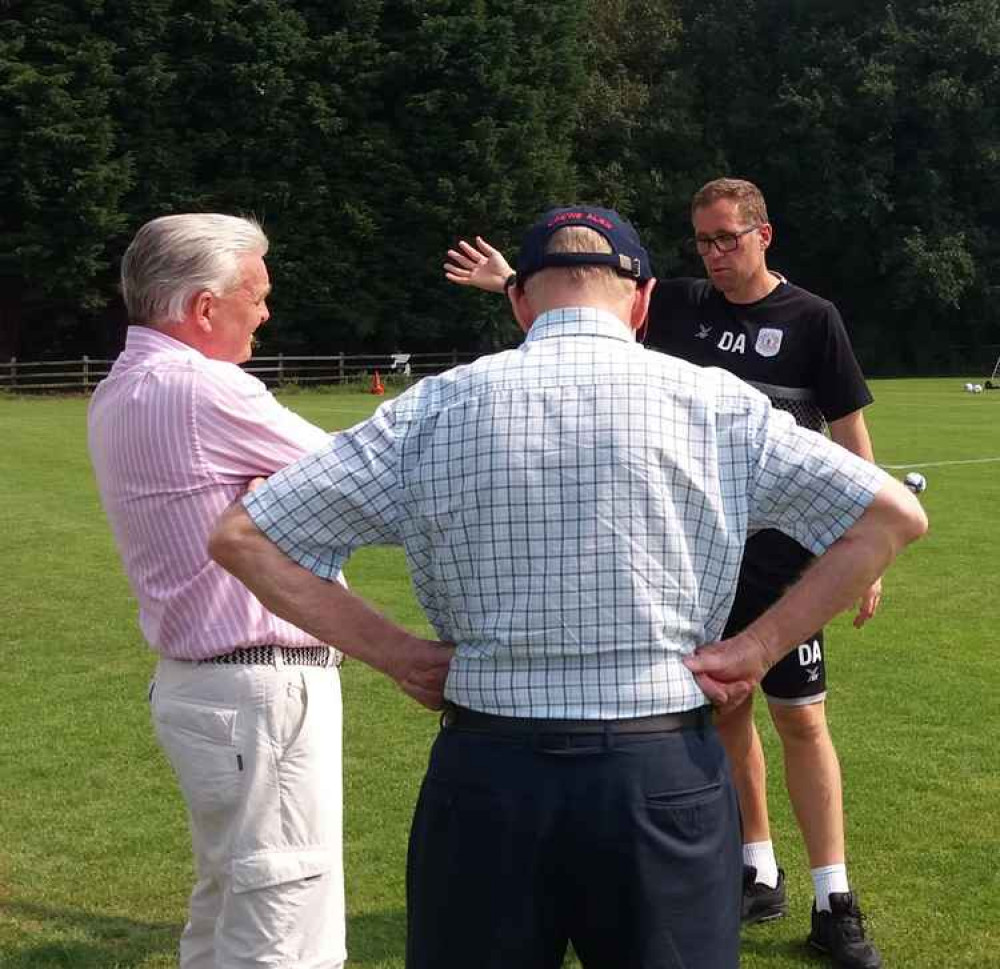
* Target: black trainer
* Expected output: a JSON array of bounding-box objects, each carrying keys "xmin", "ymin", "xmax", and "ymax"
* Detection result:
[
  {"xmin": 808, "ymin": 892, "xmax": 883, "ymax": 969},
  {"xmin": 742, "ymin": 865, "xmax": 788, "ymax": 924}
]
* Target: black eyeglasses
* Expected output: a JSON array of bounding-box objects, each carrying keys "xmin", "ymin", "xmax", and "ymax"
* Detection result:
[{"xmin": 690, "ymin": 225, "xmax": 760, "ymax": 255}]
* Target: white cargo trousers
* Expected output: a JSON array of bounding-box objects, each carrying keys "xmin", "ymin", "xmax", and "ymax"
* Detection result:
[{"xmin": 152, "ymin": 655, "xmax": 345, "ymax": 969}]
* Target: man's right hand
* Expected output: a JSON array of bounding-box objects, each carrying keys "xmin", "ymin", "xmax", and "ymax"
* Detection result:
[
  {"xmin": 388, "ymin": 634, "xmax": 455, "ymax": 710},
  {"xmin": 211, "ymin": 503, "xmax": 454, "ymax": 710},
  {"xmin": 444, "ymin": 236, "xmax": 512, "ymax": 293}
]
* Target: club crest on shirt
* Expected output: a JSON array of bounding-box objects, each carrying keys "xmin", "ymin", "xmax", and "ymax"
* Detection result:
[
  {"xmin": 755, "ymin": 327, "xmax": 783, "ymax": 357},
  {"xmin": 696, "ymin": 324, "xmax": 712, "ymax": 340}
]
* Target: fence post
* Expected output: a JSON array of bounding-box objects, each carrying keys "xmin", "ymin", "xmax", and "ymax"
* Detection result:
[
  {"xmin": 452, "ymin": 348, "xmax": 458, "ymax": 366},
  {"xmin": 83, "ymin": 354, "xmax": 90, "ymax": 390},
  {"xmin": 278, "ymin": 352, "xmax": 284, "ymax": 384},
  {"xmin": 338, "ymin": 352, "xmax": 345, "ymax": 384},
  {"xmin": 9, "ymin": 357, "xmax": 15, "ymax": 390}
]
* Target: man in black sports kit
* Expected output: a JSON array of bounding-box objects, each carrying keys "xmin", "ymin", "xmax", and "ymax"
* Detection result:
[
  {"xmin": 646, "ymin": 179, "xmax": 882, "ymax": 969},
  {"xmin": 442, "ymin": 178, "xmax": 883, "ymax": 969}
]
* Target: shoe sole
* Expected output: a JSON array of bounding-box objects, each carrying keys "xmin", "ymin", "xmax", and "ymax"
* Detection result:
[
  {"xmin": 807, "ymin": 937, "xmax": 882, "ymax": 969},
  {"xmin": 743, "ymin": 908, "xmax": 788, "ymax": 926}
]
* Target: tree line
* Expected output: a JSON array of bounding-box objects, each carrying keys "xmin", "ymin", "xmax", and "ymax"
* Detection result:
[{"xmin": 2, "ymin": 0, "xmax": 998, "ymax": 374}]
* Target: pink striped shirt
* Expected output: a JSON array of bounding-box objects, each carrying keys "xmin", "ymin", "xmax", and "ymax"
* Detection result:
[{"xmin": 88, "ymin": 326, "xmax": 331, "ymax": 660}]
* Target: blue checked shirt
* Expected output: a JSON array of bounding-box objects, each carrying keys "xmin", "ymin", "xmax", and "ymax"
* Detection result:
[{"xmin": 245, "ymin": 308, "xmax": 887, "ymax": 719}]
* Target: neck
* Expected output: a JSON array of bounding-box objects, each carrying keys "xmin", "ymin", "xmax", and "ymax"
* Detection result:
[
  {"xmin": 147, "ymin": 320, "xmax": 211, "ymax": 356},
  {"xmin": 722, "ymin": 267, "xmax": 781, "ymax": 305},
  {"xmin": 521, "ymin": 288, "xmax": 638, "ymax": 335}
]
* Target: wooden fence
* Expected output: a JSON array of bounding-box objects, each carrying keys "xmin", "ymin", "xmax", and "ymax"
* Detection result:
[{"xmin": 0, "ymin": 351, "xmax": 477, "ymax": 393}]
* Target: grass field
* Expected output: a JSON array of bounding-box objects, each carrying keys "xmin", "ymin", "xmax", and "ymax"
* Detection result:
[{"xmin": 1, "ymin": 379, "xmax": 997, "ymax": 968}]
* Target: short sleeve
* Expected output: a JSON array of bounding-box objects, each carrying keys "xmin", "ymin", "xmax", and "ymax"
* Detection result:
[
  {"xmin": 813, "ymin": 302, "xmax": 874, "ymax": 422},
  {"xmin": 748, "ymin": 404, "xmax": 888, "ymax": 554},
  {"xmin": 243, "ymin": 403, "xmax": 403, "ymax": 580},
  {"xmin": 645, "ymin": 278, "xmax": 702, "ymax": 354}
]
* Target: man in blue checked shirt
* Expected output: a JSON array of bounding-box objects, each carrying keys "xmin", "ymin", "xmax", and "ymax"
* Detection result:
[{"xmin": 210, "ymin": 206, "xmax": 926, "ymax": 969}]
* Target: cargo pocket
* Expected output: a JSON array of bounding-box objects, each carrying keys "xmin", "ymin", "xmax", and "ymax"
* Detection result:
[
  {"xmin": 230, "ymin": 847, "xmax": 336, "ymax": 895},
  {"xmin": 151, "ymin": 695, "xmax": 242, "ymax": 817}
]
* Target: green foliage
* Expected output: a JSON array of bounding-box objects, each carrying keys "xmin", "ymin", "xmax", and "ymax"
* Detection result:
[
  {"xmin": 0, "ymin": 3, "xmax": 131, "ymax": 356},
  {"xmin": 669, "ymin": 0, "xmax": 1000, "ymax": 373},
  {"xmin": 1, "ymin": 0, "xmax": 999, "ymax": 368},
  {"xmin": 362, "ymin": 0, "xmax": 586, "ymax": 352}
]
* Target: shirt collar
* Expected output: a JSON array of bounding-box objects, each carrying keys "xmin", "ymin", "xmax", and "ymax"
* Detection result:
[{"xmin": 524, "ymin": 307, "xmax": 636, "ymax": 345}]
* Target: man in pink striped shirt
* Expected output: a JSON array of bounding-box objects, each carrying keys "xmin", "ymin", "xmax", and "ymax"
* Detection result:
[{"xmin": 88, "ymin": 213, "xmax": 451, "ymax": 969}]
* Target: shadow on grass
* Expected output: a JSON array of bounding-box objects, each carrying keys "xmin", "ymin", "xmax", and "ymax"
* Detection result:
[
  {"xmin": 347, "ymin": 908, "xmax": 407, "ymax": 964},
  {"xmin": 741, "ymin": 930, "xmax": 819, "ymax": 964},
  {"xmin": 0, "ymin": 899, "xmax": 180, "ymax": 967},
  {"xmin": 0, "ymin": 899, "xmax": 410, "ymax": 968}
]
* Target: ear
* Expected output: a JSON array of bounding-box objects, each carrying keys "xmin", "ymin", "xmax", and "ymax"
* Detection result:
[
  {"xmin": 759, "ymin": 222, "xmax": 773, "ymax": 250},
  {"xmin": 508, "ymin": 283, "xmax": 535, "ymax": 334},
  {"xmin": 629, "ymin": 278, "xmax": 657, "ymax": 333},
  {"xmin": 192, "ymin": 290, "xmax": 214, "ymax": 334}
]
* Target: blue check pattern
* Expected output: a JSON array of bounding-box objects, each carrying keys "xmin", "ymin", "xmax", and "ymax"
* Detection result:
[{"xmin": 246, "ymin": 308, "xmax": 886, "ymax": 718}]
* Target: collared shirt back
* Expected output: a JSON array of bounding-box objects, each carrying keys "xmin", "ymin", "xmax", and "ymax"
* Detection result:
[
  {"xmin": 247, "ymin": 308, "xmax": 886, "ymax": 717},
  {"xmin": 89, "ymin": 326, "xmax": 330, "ymax": 659}
]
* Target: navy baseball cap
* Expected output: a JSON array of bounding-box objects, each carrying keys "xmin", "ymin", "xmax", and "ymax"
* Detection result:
[{"xmin": 514, "ymin": 206, "xmax": 653, "ymax": 286}]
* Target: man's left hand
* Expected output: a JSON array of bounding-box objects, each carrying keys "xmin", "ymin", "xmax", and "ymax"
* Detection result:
[{"xmin": 682, "ymin": 632, "xmax": 773, "ymax": 713}]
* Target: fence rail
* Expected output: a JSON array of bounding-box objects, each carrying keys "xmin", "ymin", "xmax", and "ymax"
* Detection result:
[{"xmin": 0, "ymin": 351, "xmax": 476, "ymax": 393}]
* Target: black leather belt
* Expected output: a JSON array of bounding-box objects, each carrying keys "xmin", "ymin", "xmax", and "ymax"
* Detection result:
[
  {"xmin": 201, "ymin": 645, "xmax": 343, "ymax": 668},
  {"xmin": 440, "ymin": 703, "xmax": 710, "ymax": 735}
]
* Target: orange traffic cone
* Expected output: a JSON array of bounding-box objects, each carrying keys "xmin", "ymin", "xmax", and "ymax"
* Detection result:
[{"xmin": 370, "ymin": 370, "xmax": 385, "ymax": 395}]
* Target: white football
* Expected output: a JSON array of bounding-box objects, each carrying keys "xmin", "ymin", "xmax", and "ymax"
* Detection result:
[
  {"xmin": 904, "ymin": 472, "xmax": 927, "ymax": 494},
  {"xmin": 974, "ymin": 384, "xmax": 984, "ymax": 393},
  {"xmin": 964, "ymin": 382, "xmax": 974, "ymax": 392}
]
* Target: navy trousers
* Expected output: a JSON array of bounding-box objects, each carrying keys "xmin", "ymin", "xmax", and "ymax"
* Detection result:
[{"xmin": 406, "ymin": 717, "xmax": 741, "ymax": 969}]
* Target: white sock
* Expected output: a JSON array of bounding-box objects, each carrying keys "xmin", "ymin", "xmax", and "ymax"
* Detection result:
[
  {"xmin": 743, "ymin": 840, "xmax": 779, "ymax": 888},
  {"xmin": 811, "ymin": 863, "xmax": 850, "ymax": 911}
]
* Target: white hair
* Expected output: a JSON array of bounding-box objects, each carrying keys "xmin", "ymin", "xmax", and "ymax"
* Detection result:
[{"xmin": 121, "ymin": 213, "xmax": 269, "ymax": 325}]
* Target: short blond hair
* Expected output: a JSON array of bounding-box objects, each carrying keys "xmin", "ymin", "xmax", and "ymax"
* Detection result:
[
  {"xmin": 525, "ymin": 226, "xmax": 637, "ymax": 300},
  {"xmin": 691, "ymin": 178, "xmax": 769, "ymax": 227}
]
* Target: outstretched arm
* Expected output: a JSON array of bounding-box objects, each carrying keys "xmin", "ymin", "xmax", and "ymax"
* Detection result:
[
  {"xmin": 210, "ymin": 503, "xmax": 453, "ymax": 710},
  {"xmin": 684, "ymin": 477, "xmax": 927, "ymax": 710},
  {"xmin": 444, "ymin": 236, "xmax": 513, "ymax": 293}
]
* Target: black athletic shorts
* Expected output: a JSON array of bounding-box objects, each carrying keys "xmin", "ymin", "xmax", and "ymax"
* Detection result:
[{"xmin": 724, "ymin": 533, "xmax": 827, "ymax": 705}]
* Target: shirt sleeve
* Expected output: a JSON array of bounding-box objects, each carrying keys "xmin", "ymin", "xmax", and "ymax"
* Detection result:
[
  {"xmin": 242, "ymin": 402, "xmax": 403, "ymax": 581},
  {"xmin": 812, "ymin": 301, "xmax": 874, "ymax": 422},
  {"xmin": 746, "ymin": 400, "xmax": 888, "ymax": 555},
  {"xmin": 645, "ymin": 278, "xmax": 699, "ymax": 354},
  {"xmin": 196, "ymin": 363, "xmax": 330, "ymax": 480}
]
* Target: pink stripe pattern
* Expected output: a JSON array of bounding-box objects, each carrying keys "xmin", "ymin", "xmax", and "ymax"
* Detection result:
[{"xmin": 88, "ymin": 326, "xmax": 331, "ymax": 659}]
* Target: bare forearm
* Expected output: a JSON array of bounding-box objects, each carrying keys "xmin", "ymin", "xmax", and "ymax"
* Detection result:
[
  {"xmin": 685, "ymin": 479, "xmax": 926, "ymax": 708},
  {"xmin": 748, "ymin": 527, "xmax": 895, "ymax": 667},
  {"xmin": 829, "ymin": 410, "xmax": 874, "ymax": 462},
  {"xmin": 748, "ymin": 480, "xmax": 925, "ymax": 665},
  {"xmin": 209, "ymin": 504, "xmax": 409, "ymax": 675}
]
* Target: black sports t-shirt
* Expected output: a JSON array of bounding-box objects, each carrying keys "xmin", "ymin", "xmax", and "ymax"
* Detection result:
[{"xmin": 646, "ymin": 276, "xmax": 873, "ymax": 585}]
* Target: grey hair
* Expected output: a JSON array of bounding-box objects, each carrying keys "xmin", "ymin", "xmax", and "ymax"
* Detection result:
[
  {"xmin": 121, "ymin": 214, "xmax": 269, "ymax": 325},
  {"xmin": 525, "ymin": 225, "xmax": 635, "ymax": 299}
]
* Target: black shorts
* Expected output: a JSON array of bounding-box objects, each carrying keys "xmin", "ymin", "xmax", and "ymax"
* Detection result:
[{"xmin": 724, "ymin": 571, "xmax": 827, "ymax": 705}]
